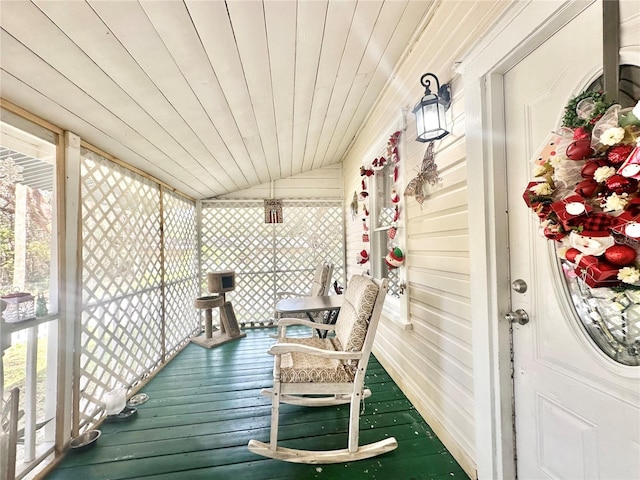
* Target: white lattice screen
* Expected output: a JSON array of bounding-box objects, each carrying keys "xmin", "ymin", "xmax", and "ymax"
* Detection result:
[
  {"xmin": 78, "ymin": 149, "xmax": 198, "ymax": 430},
  {"xmin": 162, "ymin": 190, "xmax": 200, "ymax": 354},
  {"xmin": 201, "ymin": 200, "xmax": 345, "ymax": 326}
]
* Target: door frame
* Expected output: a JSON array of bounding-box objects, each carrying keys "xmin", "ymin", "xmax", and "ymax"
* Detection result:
[{"xmin": 458, "ymin": 1, "xmax": 597, "ymax": 478}]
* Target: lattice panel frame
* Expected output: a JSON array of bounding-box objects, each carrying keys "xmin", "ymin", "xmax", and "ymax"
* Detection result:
[
  {"xmin": 201, "ymin": 200, "xmax": 345, "ymax": 326},
  {"xmin": 78, "ymin": 149, "xmax": 198, "ymax": 431},
  {"xmin": 162, "ymin": 190, "xmax": 199, "ymax": 354},
  {"xmin": 80, "ymin": 149, "xmax": 164, "ymax": 428}
]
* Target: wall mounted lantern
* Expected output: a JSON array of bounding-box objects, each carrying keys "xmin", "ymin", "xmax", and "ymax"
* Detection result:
[{"xmin": 412, "ymin": 73, "xmax": 451, "ymax": 142}]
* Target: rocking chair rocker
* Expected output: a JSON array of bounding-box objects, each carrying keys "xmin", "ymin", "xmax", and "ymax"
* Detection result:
[{"xmin": 248, "ymin": 275, "xmax": 397, "ymax": 463}]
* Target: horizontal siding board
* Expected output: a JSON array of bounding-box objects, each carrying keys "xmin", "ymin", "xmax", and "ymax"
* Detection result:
[
  {"xmin": 409, "ymin": 269, "xmax": 470, "ymax": 300},
  {"xmin": 375, "ymin": 326, "xmax": 475, "ymax": 417},
  {"xmin": 408, "ymin": 317, "xmax": 474, "ymax": 375},
  {"xmin": 410, "ymin": 302, "xmax": 472, "ymax": 350},
  {"xmin": 409, "ymin": 253, "xmax": 470, "ymax": 276},
  {"xmin": 406, "ymin": 186, "xmax": 468, "ymax": 215},
  {"xmin": 374, "ymin": 327, "xmax": 475, "ymax": 442},
  {"xmin": 410, "ymin": 285, "xmax": 471, "ymax": 321},
  {"xmin": 409, "ymin": 209, "xmax": 468, "ymax": 235},
  {"xmin": 407, "ymin": 234, "xmax": 469, "ymax": 253}
]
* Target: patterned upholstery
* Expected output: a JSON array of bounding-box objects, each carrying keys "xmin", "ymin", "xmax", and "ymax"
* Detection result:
[
  {"xmin": 278, "ymin": 275, "xmax": 379, "ymax": 383},
  {"xmin": 279, "ymin": 337, "xmax": 353, "ymax": 383},
  {"xmin": 309, "ymin": 263, "xmax": 332, "ymax": 296},
  {"xmin": 334, "ymin": 275, "xmax": 379, "ymax": 352}
]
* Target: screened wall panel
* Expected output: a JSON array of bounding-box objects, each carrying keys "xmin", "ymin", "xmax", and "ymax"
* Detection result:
[
  {"xmin": 162, "ymin": 189, "xmax": 199, "ymax": 354},
  {"xmin": 201, "ymin": 200, "xmax": 344, "ymax": 326},
  {"xmin": 78, "ymin": 148, "xmax": 197, "ymax": 431}
]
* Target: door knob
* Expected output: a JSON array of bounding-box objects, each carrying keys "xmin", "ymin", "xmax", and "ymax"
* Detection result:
[{"xmin": 505, "ymin": 309, "xmax": 529, "ymax": 325}]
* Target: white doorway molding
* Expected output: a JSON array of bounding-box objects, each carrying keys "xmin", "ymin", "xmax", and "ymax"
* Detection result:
[{"xmin": 457, "ymin": 1, "xmax": 597, "ymax": 478}]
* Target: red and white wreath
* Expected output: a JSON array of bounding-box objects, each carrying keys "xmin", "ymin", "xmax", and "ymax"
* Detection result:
[{"xmin": 523, "ymin": 90, "xmax": 640, "ymax": 289}]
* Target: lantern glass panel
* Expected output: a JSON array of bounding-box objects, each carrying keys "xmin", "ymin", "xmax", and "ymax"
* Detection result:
[{"xmin": 414, "ymin": 96, "xmax": 449, "ymax": 142}]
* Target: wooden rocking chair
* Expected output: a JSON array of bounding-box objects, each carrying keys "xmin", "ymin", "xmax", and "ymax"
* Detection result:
[
  {"xmin": 271, "ymin": 262, "xmax": 333, "ymax": 336},
  {"xmin": 274, "ymin": 262, "xmax": 334, "ymax": 311},
  {"xmin": 249, "ymin": 275, "xmax": 397, "ymax": 463}
]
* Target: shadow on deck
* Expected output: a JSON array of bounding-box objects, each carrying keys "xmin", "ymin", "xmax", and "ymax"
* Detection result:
[{"xmin": 46, "ymin": 328, "xmax": 468, "ymax": 480}]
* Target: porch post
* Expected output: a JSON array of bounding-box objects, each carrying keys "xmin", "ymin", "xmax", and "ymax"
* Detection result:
[{"xmin": 58, "ymin": 131, "xmax": 81, "ymax": 446}]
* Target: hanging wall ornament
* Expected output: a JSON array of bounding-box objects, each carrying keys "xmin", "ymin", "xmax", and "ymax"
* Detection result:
[
  {"xmin": 372, "ymin": 156, "xmax": 387, "ymax": 170},
  {"xmin": 350, "ymin": 191, "xmax": 359, "ymax": 220},
  {"xmin": 360, "ymin": 166, "xmax": 374, "ymax": 177},
  {"xmin": 356, "ymin": 249, "xmax": 369, "ymax": 264},
  {"xmin": 385, "ymin": 247, "xmax": 404, "ymax": 269},
  {"xmin": 405, "ymin": 142, "xmax": 441, "ymax": 206},
  {"xmin": 264, "ymin": 198, "xmax": 283, "ymax": 223},
  {"xmin": 390, "ymin": 187, "xmax": 400, "ymax": 204}
]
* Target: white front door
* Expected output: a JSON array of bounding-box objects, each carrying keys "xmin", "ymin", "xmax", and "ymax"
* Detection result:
[{"xmin": 504, "ymin": 2, "xmax": 640, "ymax": 478}]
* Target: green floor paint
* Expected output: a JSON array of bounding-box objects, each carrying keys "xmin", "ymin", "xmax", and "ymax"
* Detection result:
[{"xmin": 47, "ymin": 328, "xmax": 468, "ymax": 480}]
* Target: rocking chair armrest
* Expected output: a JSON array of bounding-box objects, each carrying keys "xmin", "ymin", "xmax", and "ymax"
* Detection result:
[
  {"xmin": 268, "ymin": 342, "xmax": 363, "ymax": 360},
  {"xmin": 278, "ymin": 318, "xmax": 336, "ymax": 331}
]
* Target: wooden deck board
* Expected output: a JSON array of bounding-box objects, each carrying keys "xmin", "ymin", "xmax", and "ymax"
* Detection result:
[{"xmin": 46, "ymin": 328, "xmax": 468, "ymax": 480}]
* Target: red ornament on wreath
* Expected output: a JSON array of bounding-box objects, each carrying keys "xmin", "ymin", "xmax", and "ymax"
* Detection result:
[
  {"xmin": 581, "ymin": 159, "xmax": 611, "ymax": 178},
  {"xmin": 607, "ymin": 144, "xmax": 634, "ymax": 165},
  {"xmin": 565, "ymin": 247, "xmax": 582, "ymax": 263},
  {"xmin": 605, "ymin": 174, "xmax": 637, "ymax": 195},
  {"xmin": 604, "ymin": 244, "xmax": 637, "ymax": 266},
  {"xmin": 566, "ymin": 138, "xmax": 595, "ymax": 160},
  {"xmin": 575, "ymin": 178, "xmax": 599, "ymax": 198}
]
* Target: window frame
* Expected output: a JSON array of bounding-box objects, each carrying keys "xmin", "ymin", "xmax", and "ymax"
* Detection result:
[{"xmin": 365, "ymin": 126, "xmax": 410, "ymax": 328}]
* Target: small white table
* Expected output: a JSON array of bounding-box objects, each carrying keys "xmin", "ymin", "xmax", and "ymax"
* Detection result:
[{"xmin": 275, "ymin": 295, "xmax": 344, "ymax": 336}]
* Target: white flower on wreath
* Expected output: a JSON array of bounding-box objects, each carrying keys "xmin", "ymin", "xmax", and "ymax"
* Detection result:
[
  {"xmin": 618, "ymin": 266, "xmax": 640, "ymax": 284},
  {"xmin": 529, "ymin": 182, "xmax": 552, "ymax": 196},
  {"xmin": 532, "ymin": 164, "xmax": 547, "ymax": 178},
  {"xmin": 593, "ymin": 165, "xmax": 616, "ymax": 183},
  {"xmin": 600, "ymin": 127, "xmax": 625, "ymax": 146},
  {"xmin": 602, "ymin": 192, "xmax": 629, "ymax": 212},
  {"xmin": 549, "ymin": 155, "xmax": 563, "ymax": 169}
]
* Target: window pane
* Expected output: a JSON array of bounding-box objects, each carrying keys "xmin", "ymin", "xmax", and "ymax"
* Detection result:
[
  {"xmin": 0, "ymin": 119, "xmax": 56, "ymax": 311},
  {"xmin": 375, "ymin": 161, "xmax": 396, "ymax": 229}
]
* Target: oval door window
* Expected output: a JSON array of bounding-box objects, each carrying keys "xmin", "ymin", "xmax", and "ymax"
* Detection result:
[{"xmin": 555, "ymin": 65, "xmax": 640, "ymax": 366}]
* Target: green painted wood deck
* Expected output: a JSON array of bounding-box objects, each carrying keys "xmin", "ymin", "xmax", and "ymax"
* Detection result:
[{"xmin": 47, "ymin": 328, "xmax": 468, "ymax": 480}]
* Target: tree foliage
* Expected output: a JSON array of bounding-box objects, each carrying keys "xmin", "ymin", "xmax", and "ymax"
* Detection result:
[{"xmin": 0, "ymin": 182, "xmax": 52, "ymax": 296}]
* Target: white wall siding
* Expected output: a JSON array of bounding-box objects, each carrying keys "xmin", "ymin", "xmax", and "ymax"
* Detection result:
[
  {"xmin": 217, "ymin": 164, "xmax": 342, "ymax": 200},
  {"xmin": 341, "ymin": 2, "xmax": 510, "ymax": 477}
]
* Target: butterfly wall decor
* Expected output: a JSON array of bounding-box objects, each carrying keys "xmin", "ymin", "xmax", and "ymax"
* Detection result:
[{"xmin": 404, "ymin": 142, "xmax": 441, "ymax": 206}]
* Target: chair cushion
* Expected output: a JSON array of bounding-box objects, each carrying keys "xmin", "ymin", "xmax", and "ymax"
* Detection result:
[
  {"xmin": 334, "ymin": 276, "xmax": 379, "ymax": 352},
  {"xmin": 309, "ymin": 264, "xmax": 331, "ymax": 297},
  {"xmin": 279, "ymin": 337, "xmax": 354, "ymax": 383}
]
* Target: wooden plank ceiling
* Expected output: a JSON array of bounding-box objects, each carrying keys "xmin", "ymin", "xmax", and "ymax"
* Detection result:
[{"xmin": 0, "ymin": 0, "xmax": 435, "ymax": 199}]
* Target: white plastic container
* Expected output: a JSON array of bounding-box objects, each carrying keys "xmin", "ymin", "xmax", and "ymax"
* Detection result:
[{"xmin": 104, "ymin": 388, "xmax": 126, "ymax": 416}]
